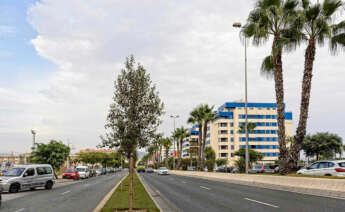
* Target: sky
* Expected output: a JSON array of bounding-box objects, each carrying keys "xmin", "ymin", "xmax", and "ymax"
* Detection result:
[{"xmin": 0, "ymin": 0, "xmax": 344, "ymax": 154}]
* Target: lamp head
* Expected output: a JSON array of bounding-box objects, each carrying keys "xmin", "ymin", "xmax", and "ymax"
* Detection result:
[{"xmin": 233, "ymin": 22, "xmax": 242, "ymax": 28}]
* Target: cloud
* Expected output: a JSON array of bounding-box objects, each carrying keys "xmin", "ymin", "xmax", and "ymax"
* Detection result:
[{"xmin": 1, "ymin": 0, "xmax": 344, "ymax": 153}]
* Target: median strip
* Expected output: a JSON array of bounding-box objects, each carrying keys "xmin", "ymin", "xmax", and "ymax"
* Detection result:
[{"xmin": 244, "ymin": 198, "xmax": 279, "ymax": 208}]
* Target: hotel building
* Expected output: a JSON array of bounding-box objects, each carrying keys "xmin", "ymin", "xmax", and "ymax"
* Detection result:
[{"xmin": 182, "ymin": 101, "xmax": 293, "ymax": 165}]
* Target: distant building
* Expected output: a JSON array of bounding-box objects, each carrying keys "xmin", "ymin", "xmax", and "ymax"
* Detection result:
[
  {"xmin": 182, "ymin": 101, "xmax": 293, "ymax": 165},
  {"xmin": 0, "ymin": 153, "xmax": 31, "ymax": 169}
]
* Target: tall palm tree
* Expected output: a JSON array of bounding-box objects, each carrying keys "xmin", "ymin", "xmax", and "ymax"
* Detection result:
[
  {"xmin": 187, "ymin": 105, "xmax": 204, "ymax": 171},
  {"xmin": 286, "ymin": 0, "xmax": 345, "ymax": 170},
  {"xmin": 201, "ymin": 105, "xmax": 216, "ymax": 169},
  {"xmin": 161, "ymin": 137, "xmax": 172, "ymax": 168},
  {"xmin": 242, "ymin": 0, "xmax": 299, "ymax": 174},
  {"xmin": 147, "ymin": 145, "xmax": 156, "ymax": 167},
  {"xmin": 238, "ymin": 122, "xmax": 257, "ymax": 134},
  {"xmin": 173, "ymin": 127, "xmax": 189, "ymax": 170}
]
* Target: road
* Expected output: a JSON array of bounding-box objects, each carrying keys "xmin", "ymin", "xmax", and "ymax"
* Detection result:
[
  {"xmin": 140, "ymin": 172, "xmax": 345, "ymax": 212},
  {"xmin": 1, "ymin": 171, "xmax": 127, "ymax": 212}
]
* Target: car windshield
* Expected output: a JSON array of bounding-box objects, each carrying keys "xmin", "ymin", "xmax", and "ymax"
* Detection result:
[
  {"xmin": 64, "ymin": 169, "xmax": 75, "ymax": 173},
  {"xmin": 77, "ymin": 168, "xmax": 86, "ymax": 172},
  {"xmin": 159, "ymin": 167, "xmax": 167, "ymax": 170},
  {"xmin": 254, "ymin": 165, "xmax": 262, "ymax": 169},
  {"xmin": 4, "ymin": 168, "xmax": 25, "ymax": 176}
]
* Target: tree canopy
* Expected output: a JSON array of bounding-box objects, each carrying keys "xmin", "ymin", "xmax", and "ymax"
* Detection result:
[
  {"xmin": 30, "ymin": 140, "xmax": 70, "ymax": 178},
  {"xmin": 301, "ymin": 132, "xmax": 343, "ymax": 160}
]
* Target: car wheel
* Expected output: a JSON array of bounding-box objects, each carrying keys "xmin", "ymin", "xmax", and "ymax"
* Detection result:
[
  {"xmin": 30, "ymin": 187, "xmax": 36, "ymax": 191},
  {"xmin": 9, "ymin": 184, "xmax": 20, "ymax": 193},
  {"xmin": 325, "ymin": 174, "xmax": 332, "ymax": 176},
  {"xmin": 45, "ymin": 181, "xmax": 53, "ymax": 190}
]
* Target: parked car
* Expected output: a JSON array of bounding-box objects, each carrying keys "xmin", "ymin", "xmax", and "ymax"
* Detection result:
[
  {"xmin": 262, "ymin": 164, "xmax": 278, "ymax": 173},
  {"xmin": 0, "ymin": 164, "xmax": 55, "ymax": 193},
  {"xmin": 297, "ymin": 160, "xmax": 345, "ymax": 177},
  {"xmin": 187, "ymin": 166, "xmax": 196, "ymax": 171},
  {"xmin": 215, "ymin": 166, "xmax": 233, "ymax": 173},
  {"xmin": 76, "ymin": 166, "xmax": 90, "ymax": 179},
  {"xmin": 249, "ymin": 164, "xmax": 264, "ymax": 174},
  {"xmin": 146, "ymin": 168, "xmax": 154, "ymax": 173},
  {"xmin": 95, "ymin": 168, "xmax": 104, "ymax": 176},
  {"xmin": 231, "ymin": 167, "xmax": 239, "ymax": 173},
  {"xmin": 62, "ymin": 169, "xmax": 80, "ymax": 180},
  {"xmin": 158, "ymin": 167, "xmax": 169, "ymax": 175}
]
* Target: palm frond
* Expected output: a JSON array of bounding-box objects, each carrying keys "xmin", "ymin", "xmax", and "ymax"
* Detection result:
[
  {"xmin": 260, "ymin": 55, "xmax": 274, "ymax": 79},
  {"xmin": 322, "ymin": 0, "xmax": 343, "ymax": 18},
  {"xmin": 301, "ymin": 0, "xmax": 310, "ymax": 9},
  {"xmin": 330, "ymin": 33, "xmax": 345, "ymax": 54}
]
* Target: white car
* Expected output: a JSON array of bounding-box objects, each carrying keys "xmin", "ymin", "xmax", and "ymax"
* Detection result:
[
  {"xmin": 158, "ymin": 167, "xmax": 169, "ymax": 175},
  {"xmin": 297, "ymin": 160, "xmax": 345, "ymax": 177},
  {"xmin": 76, "ymin": 166, "xmax": 90, "ymax": 179}
]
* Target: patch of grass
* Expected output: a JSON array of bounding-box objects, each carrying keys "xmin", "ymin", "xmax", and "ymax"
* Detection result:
[{"xmin": 101, "ymin": 172, "xmax": 159, "ymax": 212}]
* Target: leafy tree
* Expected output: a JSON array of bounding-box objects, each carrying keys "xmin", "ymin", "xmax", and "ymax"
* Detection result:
[
  {"xmin": 30, "ymin": 140, "xmax": 70, "ymax": 179},
  {"xmin": 285, "ymin": 0, "xmax": 345, "ymax": 170},
  {"xmin": 216, "ymin": 159, "xmax": 228, "ymax": 167},
  {"xmin": 234, "ymin": 148, "xmax": 264, "ymax": 172},
  {"xmin": 99, "ymin": 55, "xmax": 164, "ymax": 211},
  {"xmin": 204, "ymin": 147, "xmax": 216, "ymax": 172},
  {"xmin": 301, "ymin": 132, "xmax": 343, "ymax": 160},
  {"xmin": 173, "ymin": 127, "xmax": 189, "ymax": 170},
  {"xmin": 242, "ymin": 0, "xmax": 299, "ymax": 174},
  {"xmin": 187, "ymin": 105, "xmax": 204, "ymax": 170}
]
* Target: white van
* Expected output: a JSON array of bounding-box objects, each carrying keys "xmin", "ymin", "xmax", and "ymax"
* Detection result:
[
  {"xmin": 0, "ymin": 164, "xmax": 55, "ymax": 193},
  {"xmin": 76, "ymin": 166, "xmax": 89, "ymax": 179}
]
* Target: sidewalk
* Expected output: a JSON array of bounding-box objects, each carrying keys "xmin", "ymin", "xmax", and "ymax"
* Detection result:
[{"xmin": 170, "ymin": 170, "xmax": 345, "ymax": 199}]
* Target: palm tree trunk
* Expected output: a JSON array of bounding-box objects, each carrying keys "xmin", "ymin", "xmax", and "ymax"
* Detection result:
[
  {"xmin": 177, "ymin": 140, "xmax": 181, "ymax": 169},
  {"xmin": 197, "ymin": 122, "xmax": 203, "ymax": 171},
  {"xmin": 292, "ymin": 39, "xmax": 316, "ymax": 170},
  {"xmin": 165, "ymin": 151, "xmax": 169, "ymax": 168},
  {"xmin": 202, "ymin": 122, "xmax": 208, "ymax": 170},
  {"xmin": 272, "ymin": 35, "xmax": 289, "ymax": 175}
]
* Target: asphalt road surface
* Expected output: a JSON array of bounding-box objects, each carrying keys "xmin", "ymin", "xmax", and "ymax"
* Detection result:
[
  {"xmin": 140, "ymin": 172, "xmax": 345, "ymax": 212},
  {"xmin": 1, "ymin": 171, "xmax": 127, "ymax": 212}
]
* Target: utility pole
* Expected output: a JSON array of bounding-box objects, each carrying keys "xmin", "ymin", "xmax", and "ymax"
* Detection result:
[
  {"xmin": 170, "ymin": 115, "xmax": 179, "ymax": 170},
  {"xmin": 233, "ymin": 22, "xmax": 250, "ymax": 174},
  {"xmin": 31, "ymin": 130, "xmax": 36, "ymax": 151}
]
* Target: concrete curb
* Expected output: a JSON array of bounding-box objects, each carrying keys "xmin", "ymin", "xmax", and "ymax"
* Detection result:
[
  {"xmin": 137, "ymin": 173, "xmax": 180, "ymax": 212},
  {"xmin": 170, "ymin": 171, "xmax": 345, "ymax": 200},
  {"xmin": 93, "ymin": 173, "xmax": 128, "ymax": 212}
]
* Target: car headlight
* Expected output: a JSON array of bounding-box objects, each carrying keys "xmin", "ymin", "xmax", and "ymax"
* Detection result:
[{"xmin": 0, "ymin": 180, "xmax": 8, "ymax": 184}]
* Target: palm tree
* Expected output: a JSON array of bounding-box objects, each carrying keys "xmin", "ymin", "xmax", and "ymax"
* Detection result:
[
  {"xmin": 161, "ymin": 137, "xmax": 172, "ymax": 168},
  {"xmin": 147, "ymin": 145, "xmax": 156, "ymax": 167},
  {"xmin": 287, "ymin": 0, "xmax": 345, "ymax": 170},
  {"xmin": 238, "ymin": 122, "xmax": 257, "ymax": 134},
  {"xmin": 187, "ymin": 105, "xmax": 204, "ymax": 171},
  {"xmin": 201, "ymin": 105, "xmax": 216, "ymax": 169},
  {"xmin": 173, "ymin": 127, "xmax": 189, "ymax": 170},
  {"xmin": 242, "ymin": 0, "xmax": 299, "ymax": 174}
]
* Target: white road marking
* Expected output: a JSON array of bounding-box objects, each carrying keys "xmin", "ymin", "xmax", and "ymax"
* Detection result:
[
  {"xmin": 14, "ymin": 208, "xmax": 25, "ymax": 212},
  {"xmin": 61, "ymin": 190, "xmax": 71, "ymax": 195},
  {"xmin": 244, "ymin": 198, "xmax": 279, "ymax": 208},
  {"xmin": 200, "ymin": 186, "xmax": 211, "ymax": 190},
  {"xmin": 181, "ymin": 181, "xmax": 186, "ymax": 183}
]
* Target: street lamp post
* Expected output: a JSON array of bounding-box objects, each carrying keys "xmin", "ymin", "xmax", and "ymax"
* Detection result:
[
  {"xmin": 170, "ymin": 115, "xmax": 179, "ymax": 170},
  {"xmin": 233, "ymin": 22, "xmax": 249, "ymax": 174},
  {"xmin": 31, "ymin": 130, "xmax": 36, "ymax": 150}
]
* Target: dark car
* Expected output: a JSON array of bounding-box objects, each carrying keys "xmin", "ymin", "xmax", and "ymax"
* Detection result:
[
  {"xmin": 62, "ymin": 169, "xmax": 80, "ymax": 180},
  {"xmin": 146, "ymin": 168, "xmax": 154, "ymax": 173}
]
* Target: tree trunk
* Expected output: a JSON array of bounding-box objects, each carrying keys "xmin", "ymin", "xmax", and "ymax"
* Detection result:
[
  {"xmin": 165, "ymin": 151, "xmax": 169, "ymax": 168},
  {"xmin": 177, "ymin": 139, "xmax": 183, "ymax": 169},
  {"xmin": 291, "ymin": 39, "xmax": 316, "ymax": 170},
  {"xmin": 54, "ymin": 171, "xmax": 58, "ymax": 180},
  {"xmin": 197, "ymin": 122, "xmax": 203, "ymax": 171},
  {"xmin": 129, "ymin": 154, "xmax": 134, "ymax": 212},
  {"xmin": 202, "ymin": 122, "xmax": 208, "ymax": 170},
  {"xmin": 272, "ymin": 34, "xmax": 289, "ymax": 175}
]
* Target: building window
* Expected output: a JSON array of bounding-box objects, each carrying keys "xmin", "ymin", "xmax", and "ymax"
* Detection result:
[
  {"xmin": 230, "ymin": 153, "xmax": 234, "ymax": 157},
  {"xmin": 220, "ymin": 145, "xmax": 228, "ymax": 150},
  {"xmin": 231, "ymin": 145, "xmax": 234, "ymax": 150},
  {"xmin": 220, "ymin": 153, "xmax": 228, "ymax": 158},
  {"xmin": 230, "ymin": 123, "xmax": 234, "ymax": 127},
  {"xmin": 219, "ymin": 123, "xmax": 227, "ymax": 127},
  {"xmin": 230, "ymin": 138, "xmax": 234, "ymax": 142},
  {"xmin": 219, "ymin": 130, "xmax": 227, "ymax": 134},
  {"xmin": 218, "ymin": 138, "xmax": 228, "ymax": 142},
  {"xmin": 230, "ymin": 130, "xmax": 234, "ymax": 134}
]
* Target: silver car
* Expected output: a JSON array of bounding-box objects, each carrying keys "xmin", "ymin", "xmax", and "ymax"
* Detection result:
[
  {"xmin": 0, "ymin": 164, "xmax": 55, "ymax": 193},
  {"xmin": 297, "ymin": 160, "xmax": 345, "ymax": 177}
]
